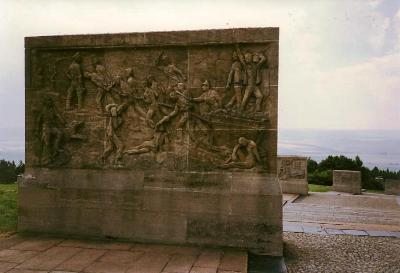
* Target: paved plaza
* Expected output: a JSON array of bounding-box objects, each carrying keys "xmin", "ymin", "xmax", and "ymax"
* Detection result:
[
  {"xmin": 0, "ymin": 236, "xmax": 247, "ymax": 273},
  {"xmin": 283, "ymin": 192, "xmax": 400, "ymax": 236}
]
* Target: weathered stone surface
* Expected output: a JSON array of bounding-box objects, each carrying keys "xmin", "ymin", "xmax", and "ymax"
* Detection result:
[
  {"xmin": 126, "ymin": 252, "xmax": 170, "ymax": 273},
  {"xmin": 16, "ymin": 247, "xmax": 80, "ymax": 271},
  {"xmin": 0, "ymin": 261, "xmax": 17, "ymax": 273},
  {"xmin": 55, "ymin": 249, "xmax": 106, "ymax": 272},
  {"xmin": 0, "ymin": 249, "xmax": 38, "ymax": 264},
  {"xmin": 385, "ymin": 179, "xmax": 400, "ymax": 195},
  {"xmin": 161, "ymin": 254, "xmax": 197, "ymax": 273},
  {"xmin": 22, "ymin": 28, "xmax": 281, "ymax": 256},
  {"xmin": 277, "ymin": 156, "xmax": 308, "ymax": 195},
  {"xmin": 333, "ymin": 170, "xmax": 362, "ymax": 194}
]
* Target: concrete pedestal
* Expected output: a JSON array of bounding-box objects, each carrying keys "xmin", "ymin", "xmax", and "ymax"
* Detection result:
[
  {"xmin": 277, "ymin": 156, "xmax": 308, "ymax": 195},
  {"xmin": 385, "ymin": 179, "xmax": 400, "ymax": 196},
  {"xmin": 18, "ymin": 168, "xmax": 283, "ymax": 256},
  {"xmin": 333, "ymin": 170, "xmax": 361, "ymax": 194}
]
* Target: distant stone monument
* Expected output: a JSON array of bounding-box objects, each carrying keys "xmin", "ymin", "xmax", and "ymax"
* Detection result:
[
  {"xmin": 333, "ymin": 170, "xmax": 361, "ymax": 194},
  {"xmin": 21, "ymin": 28, "xmax": 282, "ymax": 256},
  {"xmin": 277, "ymin": 156, "xmax": 308, "ymax": 195},
  {"xmin": 385, "ymin": 179, "xmax": 400, "ymax": 195}
]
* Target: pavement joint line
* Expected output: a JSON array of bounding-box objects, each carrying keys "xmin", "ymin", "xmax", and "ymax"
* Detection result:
[{"xmin": 283, "ymin": 224, "xmax": 400, "ymax": 238}]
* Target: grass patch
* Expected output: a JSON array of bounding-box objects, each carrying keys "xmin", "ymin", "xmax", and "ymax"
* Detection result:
[
  {"xmin": 365, "ymin": 189, "xmax": 384, "ymax": 194},
  {"xmin": 0, "ymin": 183, "xmax": 17, "ymax": 232},
  {"xmin": 308, "ymin": 184, "xmax": 332, "ymax": 192}
]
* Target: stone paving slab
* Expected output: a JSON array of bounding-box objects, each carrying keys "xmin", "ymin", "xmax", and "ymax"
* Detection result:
[
  {"xmin": 189, "ymin": 266, "xmax": 217, "ymax": 273},
  {"xmin": 0, "ymin": 262, "xmax": 18, "ymax": 273},
  {"xmin": 325, "ymin": 228, "xmax": 345, "ymax": 235},
  {"xmin": 283, "ymin": 222, "xmax": 400, "ymax": 238},
  {"xmin": 282, "ymin": 225, "xmax": 303, "ymax": 233},
  {"xmin": 7, "ymin": 269, "xmax": 48, "ymax": 273},
  {"xmin": 342, "ymin": 229, "xmax": 368, "ymax": 236},
  {"xmin": 302, "ymin": 226, "xmax": 327, "ymax": 235},
  {"xmin": 54, "ymin": 249, "xmax": 106, "ymax": 272},
  {"xmin": 11, "ymin": 239, "xmax": 62, "ymax": 252},
  {"xmin": 0, "ymin": 235, "xmax": 248, "ymax": 273},
  {"xmin": 126, "ymin": 252, "xmax": 170, "ymax": 273},
  {"xmin": 162, "ymin": 254, "xmax": 197, "ymax": 273},
  {"xmin": 218, "ymin": 251, "xmax": 248, "ymax": 272},
  {"xmin": 0, "ymin": 250, "xmax": 38, "ymax": 264},
  {"xmin": 59, "ymin": 240, "xmax": 132, "ymax": 250},
  {"xmin": 16, "ymin": 247, "xmax": 81, "ymax": 271},
  {"xmin": 193, "ymin": 250, "xmax": 222, "ymax": 269},
  {"xmin": 366, "ymin": 230, "xmax": 400, "ymax": 238}
]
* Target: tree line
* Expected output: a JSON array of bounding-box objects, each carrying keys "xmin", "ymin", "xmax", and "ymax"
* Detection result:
[
  {"xmin": 308, "ymin": 155, "xmax": 400, "ymax": 190},
  {"xmin": 0, "ymin": 160, "xmax": 25, "ymax": 183}
]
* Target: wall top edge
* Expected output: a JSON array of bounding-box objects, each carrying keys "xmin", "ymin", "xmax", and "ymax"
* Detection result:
[{"xmin": 25, "ymin": 27, "xmax": 279, "ymax": 49}]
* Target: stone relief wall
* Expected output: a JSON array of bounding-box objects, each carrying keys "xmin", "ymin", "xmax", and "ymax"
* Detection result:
[
  {"xmin": 26, "ymin": 37, "xmax": 278, "ymax": 173},
  {"xmin": 278, "ymin": 156, "xmax": 307, "ymax": 180},
  {"xmin": 22, "ymin": 29, "xmax": 282, "ymax": 255}
]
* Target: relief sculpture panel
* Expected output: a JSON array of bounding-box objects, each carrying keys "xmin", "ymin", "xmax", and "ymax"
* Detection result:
[{"xmin": 26, "ymin": 31, "xmax": 278, "ymax": 174}]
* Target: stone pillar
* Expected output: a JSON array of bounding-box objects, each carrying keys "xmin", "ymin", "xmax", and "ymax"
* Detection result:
[{"xmin": 333, "ymin": 170, "xmax": 362, "ymax": 194}]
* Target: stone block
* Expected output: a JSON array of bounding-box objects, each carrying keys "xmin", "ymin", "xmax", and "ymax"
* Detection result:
[
  {"xmin": 385, "ymin": 179, "xmax": 400, "ymax": 195},
  {"xmin": 277, "ymin": 156, "xmax": 308, "ymax": 195},
  {"xmin": 333, "ymin": 170, "xmax": 362, "ymax": 194}
]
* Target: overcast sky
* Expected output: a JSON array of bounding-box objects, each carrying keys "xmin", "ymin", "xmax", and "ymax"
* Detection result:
[{"xmin": 0, "ymin": 0, "xmax": 399, "ymax": 131}]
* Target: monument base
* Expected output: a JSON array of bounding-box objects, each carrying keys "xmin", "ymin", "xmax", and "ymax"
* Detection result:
[
  {"xmin": 18, "ymin": 168, "xmax": 283, "ymax": 256},
  {"xmin": 385, "ymin": 179, "xmax": 400, "ymax": 195},
  {"xmin": 279, "ymin": 179, "xmax": 308, "ymax": 195},
  {"xmin": 333, "ymin": 170, "xmax": 362, "ymax": 194}
]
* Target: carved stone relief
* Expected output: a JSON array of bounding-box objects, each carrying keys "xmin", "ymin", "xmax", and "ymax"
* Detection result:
[
  {"xmin": 27, "ymin": 41, "xmax": 278, "ymax": 172},
  {"xmin": 278, "ymin": 157, "xmax": 307, "ymax": 180}
]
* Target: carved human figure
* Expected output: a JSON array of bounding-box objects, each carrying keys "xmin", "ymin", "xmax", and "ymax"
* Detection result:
[
  {"xmin": 36, "ymin": 97, "xmax": 66, "ymax": 165},
  {"xmin": 219, "ymin": 137, "xmax": 261, "ymax": 169},
  {"xmin": 117, "ymin": 68, "xmax": 146, "ymax": 120},
  {"xmin": 125, "ymin": 126, "xmax": 168, "ymax": 155},
  {"xmin": 192, "ymin": 80, "xmax": 222, "ymax": 114},
  {"xmin": 143, "ymin": 76, "xmax": 161, "ymax": 128},
  {"xmin": 236, "ymin": 45, "xmax": 266, "ymax": 112},
  {"xmin": 84, "ymin": 57, "xmax": 115, "ymax": 113},
  {"xmin": 102, "ymin": 103, "xmax": 127, "ymax": 164},
  {"xmin": 155, "ymin": 82, "xmax": 191, "ymax": 142},
  {"xmin": 65, "ymin": 52, "xmax": 85, "ymax": 110},
  {"xmin": 118, "ymin": 68, "xmax": 135, "ymax": 97},
  {"xmin": 225, "ymin": 50, "xmax": 243, "ymax": 111},
  {"xmin": 156, "ymin": 51, "xmax": 186, "ymax": 88}
]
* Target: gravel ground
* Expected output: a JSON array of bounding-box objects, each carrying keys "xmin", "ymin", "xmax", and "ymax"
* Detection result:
[{"xmin": 284, "ymin": 232, "xmax": 400, "ymax": 273}]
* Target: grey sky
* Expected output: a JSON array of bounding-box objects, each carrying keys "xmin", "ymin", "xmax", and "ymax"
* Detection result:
[{"xmin": 0, "ymin": 0, "xmax": 399, "ymax": 130}]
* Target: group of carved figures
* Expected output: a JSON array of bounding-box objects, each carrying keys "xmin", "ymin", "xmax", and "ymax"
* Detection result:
[{"xmin": 35, "ymin": 45, "xmax": 268, "ymax": 169}]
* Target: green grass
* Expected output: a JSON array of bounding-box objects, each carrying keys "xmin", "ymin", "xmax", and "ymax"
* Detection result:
[
  {"xmin": 365, "ymin": 189, "xmax": 384, "ymax": 194},
  {"xmin": 308, "ymin": 184, "xmax": 332, "ymax": 192},
  {"xmin": 0, "ymin": 183, "xmax": 17, "ymax": 232}
]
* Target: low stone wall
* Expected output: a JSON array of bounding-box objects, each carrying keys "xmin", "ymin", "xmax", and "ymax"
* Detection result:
[
  {"xmin": 18, "ymin": 168, "xmax": 283, "ymax": 256},
  {"xmin": 385, "ymin": 179, "xmax": 400, "ymax": 196},
  {"xmin": 333, "ymin": 170, "xmax": 361, "ymax": 194},
  {"xmin": 277, "ymin": 156, "xmax": 308, "ymax": 195}
]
